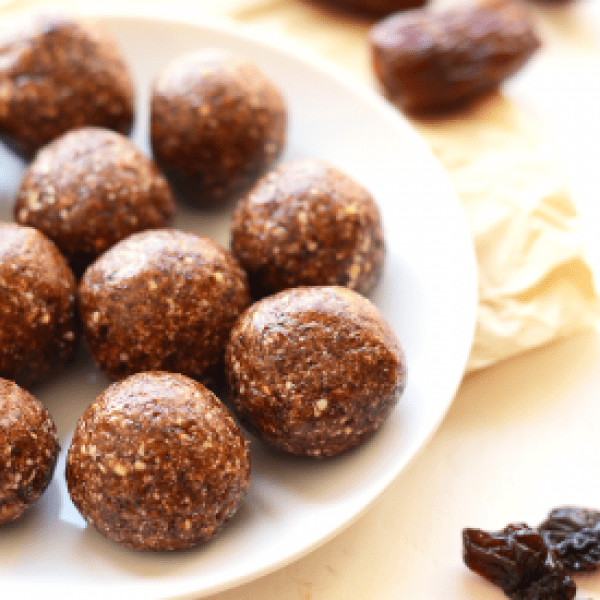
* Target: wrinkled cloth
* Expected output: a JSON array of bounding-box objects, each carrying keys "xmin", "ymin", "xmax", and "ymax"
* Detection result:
[{"xmin": 418, "ymin": 97, "xmax": 599, "ymax": 370}]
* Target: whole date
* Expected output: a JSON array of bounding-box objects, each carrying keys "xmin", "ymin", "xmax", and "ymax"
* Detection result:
[{"xmin": 369, "ymin": 0, "xmax": 541, "ymax": 113}]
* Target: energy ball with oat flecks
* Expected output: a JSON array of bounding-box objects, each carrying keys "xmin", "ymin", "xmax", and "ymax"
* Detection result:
[
  {"xmin": 65, "ymin": 371, "xmax": 251, "ymax": 551},
  {"xmin": 0, "ymin": 377, "xmax": 60, "ymax": 525},
  {"xmin": 0, "ymin": 12, "xmax": 135, "ymax": 156},
  {"xmin": 79, "ymin": 229, "xmax": 251, "ymax": 382},
  {"xmin": 15, "ymin": 127, "xmax": 177, "ymax": 276},
  {"xmin": 225, "ymin": 286, "xmax": 406, "ymax": 457},
  {"xmin": 150, "ymin": 48, "xmax": 287, "ymax": 205},
  {"xmin": 0, "ymin": 223, "xmax": 79, "ymax": 389},
  {"xmin": 230, "ymin": 159, "xmax": 385, "ymax": 298}
]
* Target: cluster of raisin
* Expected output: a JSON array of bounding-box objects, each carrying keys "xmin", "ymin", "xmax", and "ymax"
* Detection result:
[{"xmin": 463, "ymin": 506, "xmax": 600, "ymax": 599}]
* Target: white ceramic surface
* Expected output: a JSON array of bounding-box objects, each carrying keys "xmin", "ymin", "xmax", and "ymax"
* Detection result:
[{"xmin": 0, "ymin": 13, "xmax": 478, "ymax": 600}]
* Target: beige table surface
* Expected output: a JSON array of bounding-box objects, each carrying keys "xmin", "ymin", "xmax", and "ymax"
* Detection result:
[{"xmin": 2, "ymin": 0, "xmax": 600, "ymax": 599}]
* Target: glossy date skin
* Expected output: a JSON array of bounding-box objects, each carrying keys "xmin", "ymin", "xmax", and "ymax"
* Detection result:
[
  {"xmin": 463, "ymin": 507, "xmax": 600, "ymax": 600},
  {"xmin": 463, "ymin": 524, "xmax": 576, "ymax": 600},
  {"xmin": 369, "ymin": 0, "xmax": 540, "ymax": 113}
]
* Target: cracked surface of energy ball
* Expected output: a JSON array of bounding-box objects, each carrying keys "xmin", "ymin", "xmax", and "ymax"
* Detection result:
[
  {"xmin": 225, "ymin": 286, "xmax": 406, "ymax": 457},
  {"xmin": 0, "ymin": 223, "xmax": 79, "ymax": 389},
  {"xmin": 0, "ymin": 377, "xmax": 59, "ymax": 526},
  {"xmin": 14, "ymin": 127, "xmax": 176, "ymax": 276},
  {"xmin": 65, "ymin": 371, "xmax": 251, "ymax": 550},
  {"xmin": 230, "ymin": 159, "xmax": 385, "ymax": 299},
  {"xmin": 0, "ymin": 12, "xmax": 134, "ymax": 156},
  {"xmin": 150, "ymin": 48, "xmax": 287, "ymax": 205},
  {"xmin": 78, "ymin": 229, "xmax": 251, "ymax": 382}
]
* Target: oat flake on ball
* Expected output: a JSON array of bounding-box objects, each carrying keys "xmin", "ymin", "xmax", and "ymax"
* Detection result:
[
  {"xmin": 15, "ymin": 127, "xmax": 176, "ymax": 276},
  {"xmin": 0, "ymin": 12, "xmax": 134, "ymax": 156},
  {"xmin": 0, "ymin": 377, "xmax": 59, "ymax": 525},
  {"xmin": 0, "ymin": 223, "xmax": 79, "ymax": 389},
  {"xmin": 150, "ymin": 48, "xmax": 287, "ymax": 204},
  {"xmin": 65, "ymin": 371, "xmax": 251, "ymax": 550},
  {"xmin": 225, "ymin": 285, "xmax": 406, "ymax": 457},
  {"xmin": 230, "ymin": 158, "xmax": 385, "ymax": 298},
  {"xmin": 78, "ymin": 229, "xmax": 251, "ymax": 382}
]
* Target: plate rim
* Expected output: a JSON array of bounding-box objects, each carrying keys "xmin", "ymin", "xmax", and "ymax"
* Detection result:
[{"xmin": 0, "ymin": 8, "xmax": 478, "ymax": 599}]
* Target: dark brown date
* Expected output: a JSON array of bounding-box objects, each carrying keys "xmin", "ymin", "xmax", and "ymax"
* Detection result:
[
  {"xmin": 369, "ymin": 0, "xmax": 541, "ymax": 113},
  {"xmin": 463, "ymin": 524, "xmax": 576, "ymax": 600}
]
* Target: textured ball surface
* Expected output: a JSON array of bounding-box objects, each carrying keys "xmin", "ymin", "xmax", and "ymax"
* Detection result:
[
  {"xmin": 0, "ymin": 377, "xmax": 59, "ymax": 525},
  {"xmin": 230, "ymin": 159, "xmax": 385, "ymax": 298},
  {"xmin": 15, "ymin": 127, "xmax": 176, "ymax": 275},
  {"xmin": 66, "ymin": 371, "xmax": 251, "ymax": 550},
  {"xmin": 0, "ymin": 13, "xmax": 134, "ymax": 155},
  {"xmin": 79, "ymin": 229, "xmax": 251, "ymax": 382},
  {"xmin": 225, "ymin": 286, "xmax": 406, "ymax": 457},
  {"xmin": 0, "ymin": 223, "xmax": 79, "ymax": 389},
  {"xmin": 151, "ymin": 48, "xmax": 287, "ymax": 204}
]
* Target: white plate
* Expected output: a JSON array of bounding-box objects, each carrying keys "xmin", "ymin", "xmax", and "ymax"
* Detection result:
[{"xmin": 0, "ymin": 11, "xmax": 478, "ymax": 600}]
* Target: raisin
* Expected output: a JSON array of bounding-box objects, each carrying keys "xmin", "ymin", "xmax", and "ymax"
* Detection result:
[
  {"xmin": 539, "ymin": 506, "xmax": 600, "ymax": 573},
  {"xmin": 368, "ymin": 0, "xmax": 541, "ymax": 113},
  {"xmin": 463, "ymin": 524, "xmax": 576, "ymax": 600},
  {"xmin": 514, "ymin": 572, "xmax": 577, "ymax": 600}
]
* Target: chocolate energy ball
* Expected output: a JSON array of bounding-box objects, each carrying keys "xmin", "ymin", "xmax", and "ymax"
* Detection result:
[
  {"xmin": 0, "ymin": 223, "xmax": 79, "ymax": 389},
  {"xmin": 66, "ymin": 371, "xmax": 250, "ymax": 550},
  {"xmin": 0, "ymin": 377, "xmax": 59, "ymax": 525},
  {"xmin": 79, "ymin": 229, "xmax": 251, "ymax": 382},
  {"xmin": 150, "ymin": 48, "xmax": 287, "ymax": 205},
  {"xmin": 230, "ymin": 159, "xmax": 385, "ymax": 298},
  {"xmin": 0, "ymin": 12, "xmax": 134, "ymax": 156},
  {"xmin": 225, "ymin": 286, "xmax": 406, "ymax": 457},
  {"xmin": 14, "ymin": 127, "xmax": 176, "ymax": 275}
]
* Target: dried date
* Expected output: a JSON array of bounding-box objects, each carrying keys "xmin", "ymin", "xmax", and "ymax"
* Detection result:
[
  {"xmin": 369, "ymin": 0, "xmax": 541, "ymax": 113},
  {"xmin": 463, "ymin": 524, "xmax": 576, "ymax": 600}
]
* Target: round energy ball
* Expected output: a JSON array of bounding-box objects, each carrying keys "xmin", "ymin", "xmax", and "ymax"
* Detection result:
[
  {"xmin": 14, "ymin": 127, "xmax": 176, "ymax": 275},
  {"xmin": 230, "ymin": 159, "xmax": 385, "ymax": 298},
  {"xmin": 78, "ymin": 229, "xmax": 251, "ymax": 382},
  {"xmin": 65, "ymin": 371, "xmax": 251, "ymax": 550},
  {"xmin": 0, "ymin": 12, "xmax": 134, "ymax": 156},
  {"xmin": 0, "ymin": 377, "xmax": 59, "ymax": 525},
  {"xmin": 225, "ymin": 286, "xmax": 406, "ymax": 457},
  {"xmin": 150, "ymin": 48, "xmax": 287, "ymax": 204},
  {"xmin": 0, "ymin": 223, "xmax": 79, "ymax": 389}
]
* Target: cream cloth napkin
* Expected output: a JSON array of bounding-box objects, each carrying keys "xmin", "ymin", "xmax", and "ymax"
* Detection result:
[
  {"xmin": 2, "ymin": 0, "xmax": 599, "ymax": 372},
  {"xmin": 418, "ymin": 97, "xmax": 599, "ymax": 371}
]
